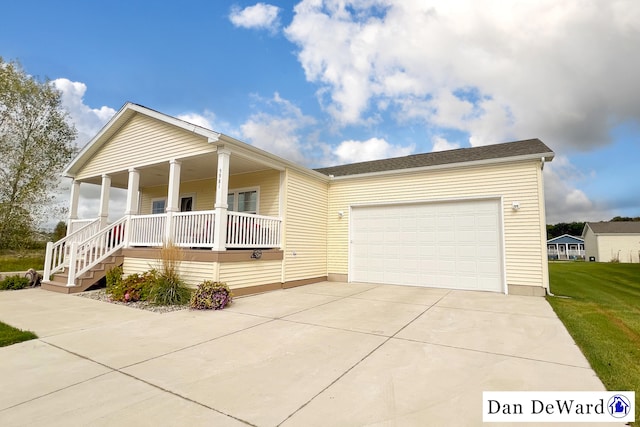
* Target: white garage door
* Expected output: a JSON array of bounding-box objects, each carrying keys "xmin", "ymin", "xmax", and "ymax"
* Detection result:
[{"xmin": 350, "ymin": 199, "xmax": 503, "ymax": 292}]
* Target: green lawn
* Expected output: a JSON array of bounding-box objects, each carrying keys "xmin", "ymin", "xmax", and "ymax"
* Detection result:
[
  {"xmin": 0, "ymin": 250, "xmax": 45, "ymax": 272},
  {"xmin": 0, "ymin": 321, "xmax": 38, "ymax": 347},
  {"xmin": 547, "ymin": 262, "xmax": 640, "ymax": 424}
]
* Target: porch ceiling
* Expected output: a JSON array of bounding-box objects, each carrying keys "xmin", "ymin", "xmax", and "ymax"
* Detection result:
[{"xmin": 78, "ymin": 152, "xmax": 273, "ymax": 189}]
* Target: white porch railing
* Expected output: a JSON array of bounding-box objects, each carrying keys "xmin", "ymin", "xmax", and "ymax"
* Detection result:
[
  {"xmin": 69, "ymin": 218, "xmax": 127, "ymax": 285},
  {"xmin": 226, "ymin": 211, "xmax": 281, "ymax": 248},
  {"xmin": 69, "ymin": 218, "xmax": 100, "ymax": 234},
  {"xmin": 44, "ymin": 218, "xmax": 101, "ymax": 279},
  {"xmin": 45, "ymin": 211, "xmax": 282, "ymax": 287},
  {"xmin": 126, "ymin": 210, "xmax": 281, "ymax": 249},
  {"xmin": 44, "ymin": 218, "xmax": 126, "ymax": 286},
  {"xmin": 173, "ymin": 210, "xmax": 216, "ymax": 248},
  {"xmin": 128, "ymin": 214, "xmax": 167, "ymax": 246}
]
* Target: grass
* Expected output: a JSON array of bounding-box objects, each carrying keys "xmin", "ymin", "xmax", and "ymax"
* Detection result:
[
  {"xmin": 547, "ymin": 262, "xmax": 640, "ymax": 424},
  {"xmin": 0, "ymin": 250, "xmax": 45, "ymax": 272},
  {"xmin": 0, "ymin": 321, "xmax": 38, "ymax": 347}
]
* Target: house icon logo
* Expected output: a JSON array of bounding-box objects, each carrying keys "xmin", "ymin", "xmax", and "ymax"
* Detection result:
[{"xmin": 607, "ymin": 395, "xmax": 631, "ymax": 418}]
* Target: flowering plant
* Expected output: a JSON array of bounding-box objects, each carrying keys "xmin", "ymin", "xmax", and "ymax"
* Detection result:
[{"xmin": 190, "ymin": 281, "xmax": 233, "ymax": 310}]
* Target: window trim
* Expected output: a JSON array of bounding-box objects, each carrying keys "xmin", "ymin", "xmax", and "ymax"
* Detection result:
[{"xmin": 227, "ymin": 186, "xmax": 260, "ymax": 214}]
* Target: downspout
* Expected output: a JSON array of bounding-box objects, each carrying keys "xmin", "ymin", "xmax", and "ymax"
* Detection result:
[{"xmin": 540, "ymin": 155, "xmax": 554, "ymax": 296}]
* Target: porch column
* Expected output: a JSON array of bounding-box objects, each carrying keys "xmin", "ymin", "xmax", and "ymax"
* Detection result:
[
  {"xmin": 99, "ymin": 174, "xmax": 111, "ymax": 229},
  {"xmin": 125, "ymin": 168, "xmax": 140, "ymax": 215},
  {"xmin": 165, "ymin": 159, "xmax": 181, "ymax": 243},
  {"xmin": 212, "ymin": 148, "xmax": 231, "ymax": 251},
  {"xmin": 124, "ymin": 168, "xmax": 140, "ymax": 248},
  {"xmin": 67, "ymin": 180, "xmax": 81, "ymax": 236}
]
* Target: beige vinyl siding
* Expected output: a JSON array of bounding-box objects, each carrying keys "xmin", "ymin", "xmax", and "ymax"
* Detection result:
[
  {"xmin": 140, "ymin": 179, "xmax": 216, "ymax": 214},
  {"xmin": 219, "ymin": 260, "xmax": 283, "ymax": 289},
  {"xmin": 282, "ymin": 169, "xmax": 328, "ymax": 282},
  {"xmin": 596, "ymin": 235, "xmax": 640, "ymax": 263},
  {"xmin": 122, "ymin": 258, "xmax": 216, "ymax": 286},
  {"xmin": 139, "ymin": 171, "xmax": 281, "ymax": 216},
  {"xmin": 327, "ymin": 159, "xmax": 546, "ymax": 288},
  {"xmin": 76, "ymin": 114, "xmax": 214, "ymax": 181},
  {"xmin": 583, "ymin": 227, "xmax": 598, "ymax": 261},
  {"xmin": 228, "ymin": 170, "xmax": 281, "ymax": 217}
]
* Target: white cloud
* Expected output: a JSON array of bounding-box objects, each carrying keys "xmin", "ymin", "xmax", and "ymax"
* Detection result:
[
  {"xmin": 332, "ymin": 137, "xmax": 415, "ymax": 164},
  {"xmin": 240, "ymin": 93, "xmax": 319, "ymax": 164},
  {"xmin": 177, "ymin": 111, "xmax": 217, "ymax": 130},
  {"xmin": 52, "ymin": 78, "xmax": 116, "ymax": 146},
  {"xmin": 44, "ymin": 79, "xmax": 120, "ymax": 228},
  {"xmin": 285, "ymin": 0, "xmax": 640, "ymax": 150},
  {"xmin": 543, "ymin": 156, "xmax": 612, "ymax": 223},
  {"xmin": 431, "ymin": 136, "xmax": 460, "ymax": 152},
  {"xmin": 229, "ymin": 3, "xmax": 281, "ymax": 32}
]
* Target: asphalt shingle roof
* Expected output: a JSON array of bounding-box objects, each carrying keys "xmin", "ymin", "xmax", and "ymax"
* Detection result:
[
  {"xmin": 314, "ymin": 138, "xmax": 554, "ymax": 177},
  {"xmin": 586, "ymin": 221, "xmax": 640, "ymax": 234}
]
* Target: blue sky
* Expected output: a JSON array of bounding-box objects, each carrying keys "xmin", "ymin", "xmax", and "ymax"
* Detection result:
[{"xmin": 2, "ymin": 0, "xmax": 639, "ymax": 224}]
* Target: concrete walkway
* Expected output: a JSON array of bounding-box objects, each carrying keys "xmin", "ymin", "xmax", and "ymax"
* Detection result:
[{"xmin": 0, "ymin": 283, "xmax": 610, "ymax": 426}]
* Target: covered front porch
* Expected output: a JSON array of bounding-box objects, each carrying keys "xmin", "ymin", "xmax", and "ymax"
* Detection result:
[{"xmin": 44, "ymin": 141, "xmax": 285, "ymax": 291}]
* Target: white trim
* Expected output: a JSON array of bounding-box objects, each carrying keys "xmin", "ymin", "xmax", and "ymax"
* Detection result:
[
  {"xmin": 348, "ymin": 194, "xmax": 504, "ymax": 209},
  {"xmin": 499, "ymin": 195, "xmax": 508, "ymax": 294},
  {"xmin": 348, "ymin": 196, "xmax": 506, "ymax": 294}
]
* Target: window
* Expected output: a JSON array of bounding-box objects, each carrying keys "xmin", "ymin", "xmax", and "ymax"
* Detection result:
[
  {"xmin": 180, "ymin": 195, "xmax": 194, "ymax": 212},
  {"xmin": 227, "ymin": 188, "xmax": 258, "ymax": 214},
  {"xmin": 152, "ymin": 199, "xmax": 166, "ymax": 214}
]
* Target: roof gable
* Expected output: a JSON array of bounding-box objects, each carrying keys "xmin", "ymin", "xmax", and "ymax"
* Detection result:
[
  {"xmin": 64, "ymin": 103, "xmax": 221, "ymax": 178},
  {"xmin": 314, "ymin": 139, "xmax": 554, "ymax": 178},
  {"xmin": 547, "ymin": 234, "xmax": 584, "ymax": 244},
  {"xmin": 585, "ymin": 221, "xmax": 640, "ymax": 235}
]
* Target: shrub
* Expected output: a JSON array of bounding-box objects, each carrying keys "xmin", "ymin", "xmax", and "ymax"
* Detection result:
[
  {"xmin": 106, "ymin": 268, "xmax": 154, "ymax": 303},
  {"xmin": 105, "ymin": 265, "xmax": 123, "ymax": 288},
  {"xmin": 148, "ymin": 243, "xmax": 191, "ymax": 306},
  {"xmin": 0, "ymin": 275, "xmax": 29, "ymax": 290},
  {"xmin": 190, "ymin": 281, "xmax": 233, "ymax": 310}
]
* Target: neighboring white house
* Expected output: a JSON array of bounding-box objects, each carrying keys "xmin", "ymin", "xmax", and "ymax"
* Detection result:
[
  {"xmin": 43, "ymin": 103, "xmax": 555, "ymax": 296},
  {"xmin": 547, "ymin": 234, "xmax": 585, "ymax": 260},
  {"xmin": 582, "ymin": 221, "xmax": 640, "ymax": 263}
]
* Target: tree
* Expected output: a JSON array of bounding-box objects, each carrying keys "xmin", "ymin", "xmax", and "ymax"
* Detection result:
[
  {"xmin": 0, "ymin": 58, "xmax": 77, "ymax": 249},
  {"xmin": 546, "ymin": 222, "xmax": 585, "ymax": 239},
  {"xmin": 52, "ymin": 220, "xmax": 67, "ymax": 242}
]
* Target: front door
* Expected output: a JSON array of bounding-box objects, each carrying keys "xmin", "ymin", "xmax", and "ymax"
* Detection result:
[{"xmin": 180, "ymin": 196, "xmax": 193, "ymax": 212}]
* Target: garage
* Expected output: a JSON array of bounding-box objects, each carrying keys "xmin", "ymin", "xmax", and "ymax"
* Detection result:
[{"xmin": 350, "ymin": 198, "xmax": 504, "ymax": 292}]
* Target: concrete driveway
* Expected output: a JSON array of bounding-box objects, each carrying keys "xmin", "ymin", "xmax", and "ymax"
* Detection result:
[{"xmin": 0, "ymin": 282, "xmax": 608, "ymax": 426}]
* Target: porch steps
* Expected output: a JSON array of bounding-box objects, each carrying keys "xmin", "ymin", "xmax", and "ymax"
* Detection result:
[{"xmin": 42, "ymin": 251, "xmax": 124, "ymax": 294}]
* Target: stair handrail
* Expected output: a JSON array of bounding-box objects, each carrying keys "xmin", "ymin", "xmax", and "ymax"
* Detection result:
[
  {"xmin": 44, "ymin": 218, "xmax": 101, "ymax": 279},
  {"xmin": 64, "ymin": 217, "xmax": 128, "ymax": 287}
]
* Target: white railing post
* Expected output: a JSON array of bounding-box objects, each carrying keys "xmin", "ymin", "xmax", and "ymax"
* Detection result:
[
  {"xmin": 123, "ymin": 215, "xmax": 132, "ymax": 248},
  {"xmin": 165, "ymin": 211, "xmax": 174, "ymax": 244},
  {"xmin": 44, "ymin": 242, "xmax": 53, "ymax": 280},
  {"xmin": 67, "ymin": 242, "xmax": 78, "ymax": 287}
]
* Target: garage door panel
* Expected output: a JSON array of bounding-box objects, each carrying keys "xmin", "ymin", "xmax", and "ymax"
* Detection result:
[{"xmin": 351, "ymin": 199, "xmax": 503, "ymax": 292}]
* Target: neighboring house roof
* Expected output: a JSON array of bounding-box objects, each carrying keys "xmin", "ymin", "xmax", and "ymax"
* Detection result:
[
  {"xmin": 584, "ymin": 221, "xmax": 640, "ymax": 235},
  {"xmin": 547, "ymin": 234, "xmax": 584, "ymax": 244},
  {"xmin": 314, "ymin": 139, "xmax": 554, "ymax": 178}
]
